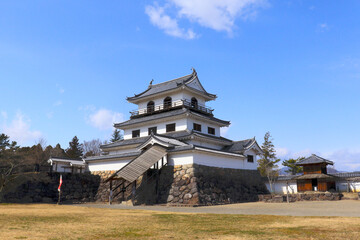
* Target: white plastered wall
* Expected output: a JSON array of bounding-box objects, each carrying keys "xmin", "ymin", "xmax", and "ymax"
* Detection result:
[
  {"xmin": 87, "ymin": 158, "xmax": 132, "ymax": 172},
  {"xmin": 265, "ymin": 181, "xmax": 298, "ymax": 194},
  {"xmin": 336, "ymin": 180, "xmax": 360, "ymax": 192},
  {"xmin": 123, "ymin": 118, "xmax": 187, "ymax": 139},
  {"xmin": 187, "ymin": 118, "xmax": 220, "ymax": 137},
  {"xmin": 193, "ymin": 151, "xmax": 254, "ymax": 170},
  {"xmin": 243, "ymin": 149, "xmax": 259, "ymax": 169}
]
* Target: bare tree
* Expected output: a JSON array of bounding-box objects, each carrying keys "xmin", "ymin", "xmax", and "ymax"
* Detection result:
[
  {"xmin": 83, "ymin": 139, "xmax": 103, "ymax": 157},
  {"xmin": 35, "ymin": 138, "xmax": 47, "ymax": 150}
]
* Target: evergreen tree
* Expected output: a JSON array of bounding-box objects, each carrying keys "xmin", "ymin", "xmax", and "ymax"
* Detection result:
[
  {"xmin": 0, "ymin": 134, "xmax": 21, "ymax": 195},
  {"xmin": 282, "ymin": 157, "xmax": 304, "ymax": 175},
  {"xmin": 51, "ymin": 144, "xmax": 66, "ymax": 158},
  {"xmin": 66, "ymin": 136, "xmax": 83, "ymax": 159},
  {"xmin": 110, "ymin": 129, "xmax": 122, "ymax": 143},
  {"xmin": 257, "ymin": 132, "xmax": 280, "ymax": 194}
]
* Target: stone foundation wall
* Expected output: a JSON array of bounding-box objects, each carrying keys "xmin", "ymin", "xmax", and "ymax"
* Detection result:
[
  {"xmin": 1, "ymin": 164, "xmax": 269, "ymax": 206},
  {"xmin": 258, "ymin": 192, "xmax": 344, "ymax": 202},
  {"xmin": 0, "ymin": 172, "xmax": 101, "ymax": 203},
  {"xmin": 164, "ymin": 164, "xmax": 268, "ymax": 206}
]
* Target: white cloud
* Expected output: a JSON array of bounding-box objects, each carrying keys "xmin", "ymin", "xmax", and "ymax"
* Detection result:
[
  {"xmin": 0, "ymin": 112, "xmax": 42, "ymax": 145},
  {"xmin": 323, "ymin": 149, "xmax": 360, "ymax": 172},
  {"xmin": 220, "ymin": 126, "xmax": 230, "ymax": 137},
  {"xmin": 275, "ymin": 147, "xmax": 360, "ymax": 172},
  {"xmin": 145, "ymin": 0, "xmax": 267, "ymax": 38},
  {"xmin": 87, "ymin": 109, "xmax": 124, "ymax": 131},
  {"xmin": 145, "ymin": 4, "xmax": 197, "ymax": 39}
]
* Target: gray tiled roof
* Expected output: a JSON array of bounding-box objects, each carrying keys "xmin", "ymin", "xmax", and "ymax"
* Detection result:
[
  {"xmin": 127, "ymin": 69, "xmax": 216, "ymax": 101},
  {"xmin": 84, "ymin": 151, "xmax": 140, "ymax": 162},
  {"xmin": 296, "ymin": 154, "xmax": 334, "ymax": 165},
  {"xmin": 101, "ymin": 130, "xmax": 191, "ymax": 149},
  {"xmin": 114, "ymin": 108, "xmax": 230, "ymax": 128},
  {"xmin": 222, "ymin": 138, "xmax": 255, "ymax": 153}
]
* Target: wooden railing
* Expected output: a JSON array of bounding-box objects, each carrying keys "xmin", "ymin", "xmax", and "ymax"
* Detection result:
[{"xmin": 130, "ymin": 99, "xmax": 213, "ymax": 118}]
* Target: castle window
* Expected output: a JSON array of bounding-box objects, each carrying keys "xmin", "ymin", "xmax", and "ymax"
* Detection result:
[
  {"xmin": 193, "ymin": 123, "xmax": 202, "ymax": 132},
  {"xmin": 208, "ymin": 127, "xmax": 215, "ymax": 135},
  {"xmin": 148, "ymin": 127, "xmax": 157, "ymax": 135},
  {"xmin": 163, "ymin": 97, "xmax": 172, "ymax": 109},
  {"xmin": 147, "ymin": 101, "xmax": 155, "ymax": 113},
  {"xmin": 166, "ymin": 123, "xmax": 176, "ymax": 132},
  {"xmin": 191, "ymin": 97, "xmax": 198, "ymax": 109},
  {"xmin": 247, "ymin": 155, "xmax": 254, "ymax": 163},
  {"xmin": 132, "ymin": 130, "xmax": 140, "ymax": 138}
]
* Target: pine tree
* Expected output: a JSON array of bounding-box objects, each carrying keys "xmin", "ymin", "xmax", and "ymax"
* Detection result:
[
  {"xmin": 110, "ymin": 129, "xmax": 122, "ymax": 143},
  {"xmin": 66, "ymin": 136, "xmax": 83, "ymax": 159},
  {"xmin": 282, "ymin": 157, "xmax": 304, "ymax": 175},
  {"xmin": 257, "ymin": 132, "xmax": 280, "ymax": 194}
]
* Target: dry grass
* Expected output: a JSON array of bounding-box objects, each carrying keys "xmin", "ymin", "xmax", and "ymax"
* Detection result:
[{"xmin": 1, "ymin": 204, "xmax": 360, "ymax": 240}]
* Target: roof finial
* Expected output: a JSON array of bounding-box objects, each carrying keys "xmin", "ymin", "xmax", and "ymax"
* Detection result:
[
  {"xmin": 191, "ymin": 67, "xmax": 197, "ymax": 75},
  {"xmin": 149, "ymin": 79, "xmax": 154, "ymax": 87}
]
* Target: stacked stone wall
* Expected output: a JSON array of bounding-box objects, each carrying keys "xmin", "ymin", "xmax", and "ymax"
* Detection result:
[
  {"xmin": 1, "ymin": 164, "xmax": 269, "ymax": 206},
  {"xmin": 259, "ymin": 192, "xmax": 344, "ymax": 202},
  {"xmin": 0, "ymin": 172, "xmax": 101, "ymax": 203},
  {"xmin": 164, "ymin": 164, "xmax": 268, "ymax": 206}
]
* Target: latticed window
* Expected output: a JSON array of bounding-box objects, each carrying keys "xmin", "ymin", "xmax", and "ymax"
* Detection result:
[
  {"xmin": 166, "ymin": 123, "xmax": 176, "ymax": 132},
  {"xmin": 163, "ymin": 97, "xmax": 172, "ymax": 109},
  {"xmin": 208, "ymin": 127, "xmax": 215, "ymax": 135},
  {"xmin": 193, "ymin": 123, "xmax": 201, "ymax": 132},
  {"xmin": 247, "ymin": 155, "xmax": 254, "ymax": 163}
]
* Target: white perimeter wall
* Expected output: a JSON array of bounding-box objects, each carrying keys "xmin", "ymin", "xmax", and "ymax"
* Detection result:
[
  {"xmin": 265, "ymin": 181, "xmax": 298, "ymax": 194},
  {"xmin": 336, "ymin": 181, "xmax": 360, "ymax": 192},
  {"xmin": 88, "ymin": 158, "xmax": 132, "ymax": 172}
]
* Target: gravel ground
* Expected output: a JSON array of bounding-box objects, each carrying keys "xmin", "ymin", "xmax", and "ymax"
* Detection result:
[{"xmin": 76, "ymin": 200, "xmax": 360, "ymax": 217}]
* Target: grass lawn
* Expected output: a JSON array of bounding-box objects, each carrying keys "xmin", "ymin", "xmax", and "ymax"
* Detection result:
[{"xmin": 1, "ymin": 204, "xmax": 360, "ymax": 240}]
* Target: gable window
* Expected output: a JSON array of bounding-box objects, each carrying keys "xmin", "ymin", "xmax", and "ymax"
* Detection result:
[
  {"xmin": 193, "ymin": 123, "xmax": 202, "ymax": 132},
  {"xmin": 132, "ymin": 130, "xmax": 140, "ymax": 138},
  {"xmin": 147, "ymin": 101, "xmax": 155, "ymax": 113},
  {"xmin": 247, "ymin": 155, "xmax": 254, "ymax": 163},
  {"xmin": 148, "ymin": 127, "xmax": 157, "ymax": 135},
  {"xmin": 166, "ymin": 123, "xmax": 176, "ymax": 132},
  {"xmin": 191, "ymin": 97, "xmax": 198, "ymax": 109},
  {"xmin": 163, "ymin": 97, "xmax": 172, "ymax": 109},
  {"xmin": 208, "ymin": 127, "xmax": 215, "ymax": 135}
]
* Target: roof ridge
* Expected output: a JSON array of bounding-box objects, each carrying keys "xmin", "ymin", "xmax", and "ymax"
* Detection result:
[{"xmin": 151, "ymin": 72, "xmax": 194, "ymax": 87}]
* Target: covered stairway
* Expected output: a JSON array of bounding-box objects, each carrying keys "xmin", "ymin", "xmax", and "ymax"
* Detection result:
[{"xmin": 106, "ymin": 144, "xmax": 168, "ymax": 204}]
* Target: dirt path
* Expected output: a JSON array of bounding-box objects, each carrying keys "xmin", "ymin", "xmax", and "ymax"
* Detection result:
[{"xmin": 78, "ymin": 200, "xmax": 360, "ymax": 217}]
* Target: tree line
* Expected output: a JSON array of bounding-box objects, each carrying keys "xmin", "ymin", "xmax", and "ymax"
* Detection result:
[{"xmin": 0, "ymin": 129, "xmax": 122, "ymax": 193}]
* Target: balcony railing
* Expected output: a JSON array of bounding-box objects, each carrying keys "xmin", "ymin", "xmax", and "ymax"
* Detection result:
[{"xmin": 130, "ymin": 99, "xmax": 214, "ymax": 118}]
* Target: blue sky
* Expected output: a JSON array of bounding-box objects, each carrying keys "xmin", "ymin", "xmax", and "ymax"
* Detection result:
[{"xmin": 1, "ymin": 0, "xmax": 360, "ymax": 171}]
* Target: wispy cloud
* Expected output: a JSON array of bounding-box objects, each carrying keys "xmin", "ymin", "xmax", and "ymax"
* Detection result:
[
  {"xmin": 0, "ymin": 111, "xmax": 42, "ymax": 146},
  {"xmin": 85, "ymin": 108, "xmax": 124, "ymax": 131},
  {"xmin": 53, "ymin": 100, "xmax": 62, "ymax": 107},
  {"xmin": 145, "ymin": 0, "xmax": 268, "ymax": 38},
  {"xmin": 317, "ymin": 23, "xmax": 329, "ymax": 32},
  {"xmin": 56, "ymin": 83, "xmax": 65, "ymax": 94}
]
